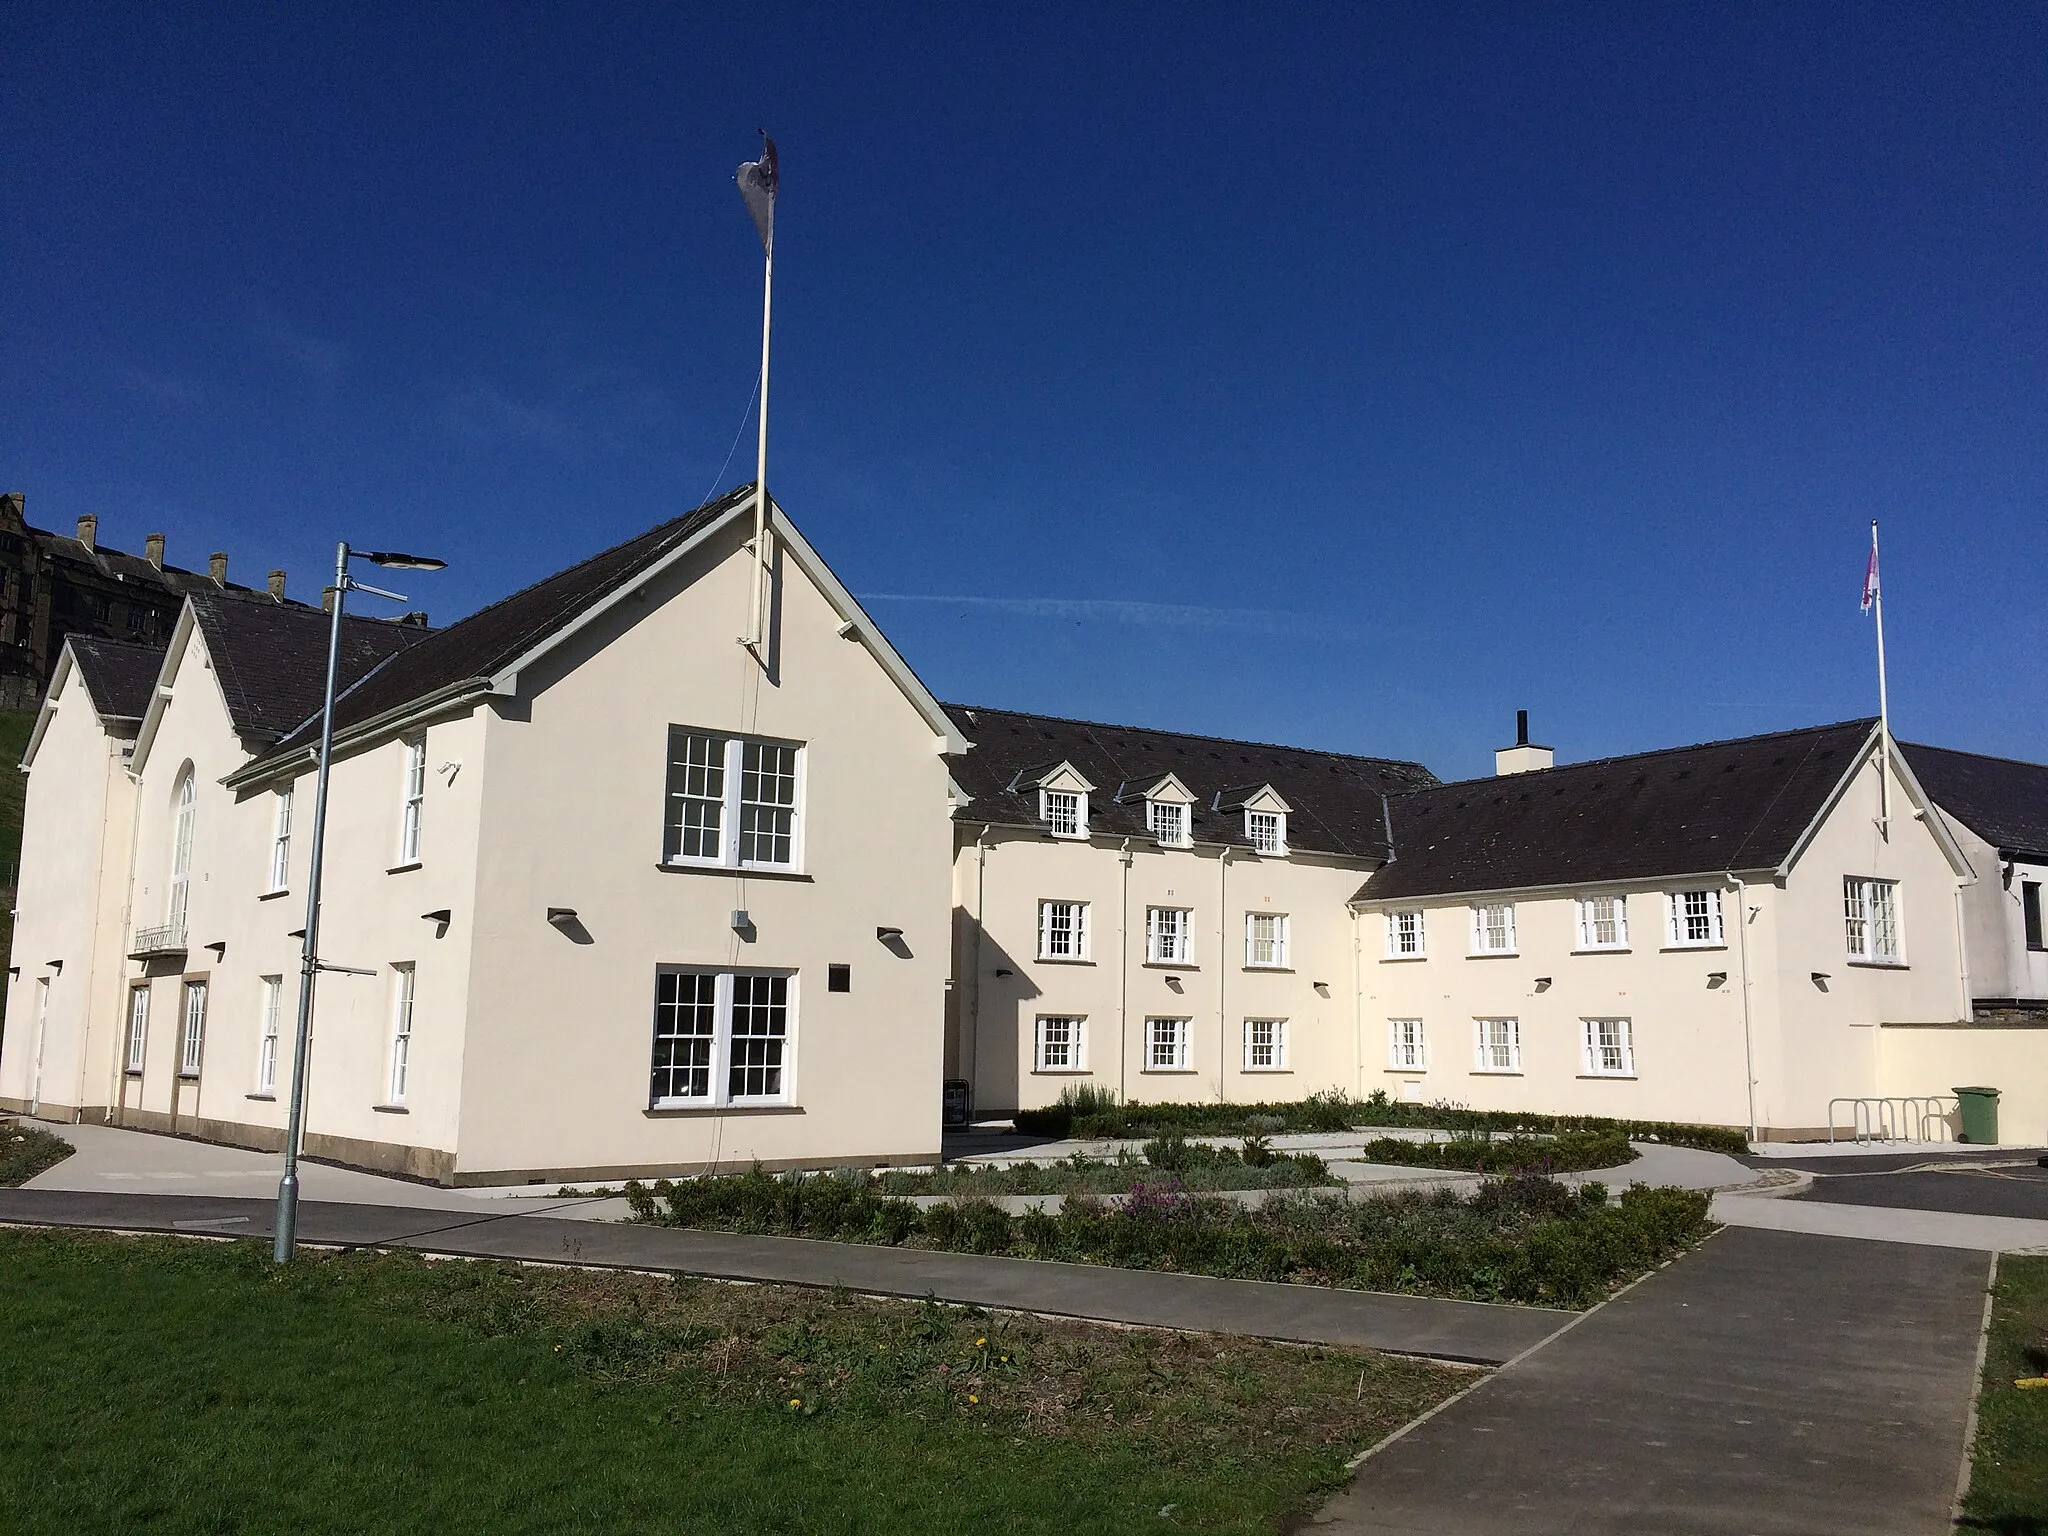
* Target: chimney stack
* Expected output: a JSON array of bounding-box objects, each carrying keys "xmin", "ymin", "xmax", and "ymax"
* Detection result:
[
  {"xmin": 1495, "ymin": 710, "xmax": 1555, "ymax": 776},
  {"xmin": 145, "ymin": 533, "xmax": 165, "ymax": 570},
  {"xmin": 0, "ymin": 493, "xmax": 23, "ymax": 527},
  {"xmin": 267, "ymin": 569, "xmax": 287, "ymax": 602},
  {"xmin": 76, "ymin": 514, "xmax": 97, "ymax": 552},
  {"xmin": 209, "ymin": 551, "xmax": 228, "ymax": 585}
]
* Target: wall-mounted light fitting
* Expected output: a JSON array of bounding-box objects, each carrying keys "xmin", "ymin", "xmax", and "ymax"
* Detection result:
[
  {"xmin": 1707, "ymin": 971, "xmax": 1728, "ymax": 989},
  {"xmin": 1811, "ymin": 971, "xmax": 1831, "ymax": 992},
  {"xmin": 993, "ymin": 967, "xmax": 1014, "ymax": 979},
  {"xmin": 1533, "ymin": 976, "xmax": 1553, "ymax": 992},
  {"xmin": 876, "ymin": 926, "xmax": 903, "ymax": 942},
  {"xmin": 421, "ymin": 909, "xmax": 452, "ymax": 925},
  {"xmin": 547, "ymin": 908, "xmax": 579, "ymax": 928},
  {"xmin": 731, "ymin": 909, "xmax": 751, "ymax": 933}
]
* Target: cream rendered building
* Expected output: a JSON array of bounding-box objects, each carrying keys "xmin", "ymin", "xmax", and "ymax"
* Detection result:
[{"xmin": 0, "ymin": 488, "xmax": 968, "ymax": 1183}]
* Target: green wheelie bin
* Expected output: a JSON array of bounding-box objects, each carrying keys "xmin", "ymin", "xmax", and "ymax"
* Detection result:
[{"xmin": 1954, "ymin": 1086, "xmax": 2000, "ymax": 1144}]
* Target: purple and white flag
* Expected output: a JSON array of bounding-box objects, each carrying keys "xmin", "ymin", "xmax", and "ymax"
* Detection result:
[{"xmin": 737, "ymin": 136, "xmax": 778, "ymax": 252}]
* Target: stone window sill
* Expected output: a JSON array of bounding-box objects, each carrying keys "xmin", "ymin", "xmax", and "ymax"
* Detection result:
[
  {"xmin": 372, "ymin": 1103, "xmax": 409, "ymax": 1114},
  {"xmin": 387, "ymin": 861, "xmax": 423, "ymax": 875},
  {"xmin": 246, "ymin": 1092, "xmax": 276, "ymax": 1102},
  {"xmin": 644, "ymin": 1103, "xmax": 804, "ymax": 1117},
  {"xmin": 258, "ymin": 889, "xmax": 291, "ymax": 902},
  {"xmin": 657, "ymin": 862, "xmax": 813, "ymax": 882},
  {"xmin": 1846, "ymin": 960, "xmax": 1910, "ymax": 970}
]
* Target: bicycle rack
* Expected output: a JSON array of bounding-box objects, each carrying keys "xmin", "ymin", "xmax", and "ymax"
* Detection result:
[{"xmin": 1827, "ymin": 1096, "xmax": 1959, "ymax": 1145}]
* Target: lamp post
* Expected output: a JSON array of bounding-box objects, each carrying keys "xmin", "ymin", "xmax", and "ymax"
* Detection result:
[{"xmin": 274, "ymin": 541, "xmax": 445, "ymax": 1264}]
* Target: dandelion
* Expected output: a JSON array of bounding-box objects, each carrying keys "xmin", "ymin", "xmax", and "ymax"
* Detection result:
[
  {"xmin": 968, "ymin": 1394, "xmax": 980, "ymax": 1404},
  {"xmin": 787, "ymin": 1398, "xmax": 802, "ymax": 1410},
  {"xmin": 976, "ymin": 1337, "xmax": 986, "ymax": 1347}
]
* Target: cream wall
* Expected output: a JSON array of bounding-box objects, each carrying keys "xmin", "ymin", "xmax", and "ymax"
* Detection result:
[
  {"xmin": 0, "ymin": 662, "xmax": 138, "ymax": 1118},
  {"xmin": 953, "ymin": 830, "xmax": 1370, "ymax": 1117},
  {"xmin": 450, "ymin": 526, "xmax": 953, "ymax": 1181},
  {"xmin": 1943, "ymin": 817, "xmax": 2047, "ymax": 1002},
  {"xmin": 1878, "ymin": 1025, "xmax": 2048, "ymax": 1146}
]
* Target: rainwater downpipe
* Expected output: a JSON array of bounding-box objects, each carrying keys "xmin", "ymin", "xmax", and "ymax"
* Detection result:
[
  {"xmin": 1724, "ymin": 873, "xmax": 1759, "ymax": 1144},
  {"xmin": 1117, "ymin": 838, "xmax": 1132, "ymax": 1105},
  {"xmin": 964, "ymin": 826, "xmax": 992, "ymax": 1094}
]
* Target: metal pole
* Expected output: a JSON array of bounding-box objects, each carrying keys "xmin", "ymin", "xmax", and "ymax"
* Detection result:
[
  {"xmin": 746, "ymin": 230, "xmax": 773, "ymax": 649},
  {"xmin": 274, "ymin": 541, "xmax": 349, "ymax": 1262}
]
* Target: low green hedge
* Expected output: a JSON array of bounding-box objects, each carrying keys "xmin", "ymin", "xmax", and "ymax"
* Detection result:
[
  {"xmin": 1358, "ymin": 1130, "xmax": 1636, "ymax": 1174},
  {"xmin": 627, "ymin": 1166, "xmax": 1713, "ymax": 1309},
  {"xmin": 1009, "ymin": 1089, "xmax": 1748, "ymax": 1156}
]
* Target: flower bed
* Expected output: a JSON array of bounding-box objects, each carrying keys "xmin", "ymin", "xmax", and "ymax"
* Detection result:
[
  {"xmin": 877, "ymin": 1135, "xmax": 1336, "ymax": 1197},
  {"xmin": 0, "ymin": 1118, "xmax": 73, "ymax": 1186},
  {"xmin": 628, "ymin": 1167, "xmax": 1713, "ymax": 1309}
]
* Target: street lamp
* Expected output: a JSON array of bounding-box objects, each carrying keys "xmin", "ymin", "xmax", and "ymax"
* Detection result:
[{"xmin": 274, "ymin": 542, "xmax": 445, "ymax": 1263}]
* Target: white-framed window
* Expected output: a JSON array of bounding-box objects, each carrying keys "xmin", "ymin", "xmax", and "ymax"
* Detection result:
[
  {"xmin": 398, "ymin": 735, "xmax": 426, "ymax": 864},
  {"xmin": 1844, "ymin": 877, "xmax": 1902, "ymax": 963},
  {"xmin": 1665, "ymin": 888, "xmax": 1724, "ymax": 947},
  {"xmin": 1242, "ymin": 1018, "xmax": 1288, "ymax": 1070},
  {"xmin": 1576, "ymin": 894, "xmax": 1629, "ymax": 950},
  {"xmin": 1386, "ymin": 909, "xmax": 1426, "ymax": 958},
  {"xmin": 1582, "ymin": 1017, "xmax": 1635, "ymax": 1077},
  {"xmin": 1388, "ymin": 1018, "xmax": 1427, "ymax": 1071},
  {"xmin": 179, "ymin": 979, "xmax": 207, "ymax": 1078},
  {"xmin": 1033, "ymin": 1014, "xmax": 1085, "ymax": 1072},
  {"xmin": 256, "ymin": 976, "xmax": 282, "ymax": 1094},
  {"xmin": 663, "ymin": 729, "xmax": 804, "ymax": 871},
  {"xmin": 387, "ymin": 964, "xmax": 416, "ymax": 1105},
  {"xmin": 169, "ymin": 768, "xmax": 195, "ymax": 930},
  {"xmin": 1038, "ymin": 900, "xmax": 1089, "ymax": 961},
  {"xmin": 1246, "ymin": 809, "xmax": 1286, "ymax": 855},
  {"xmin": 125, "ymin": 986, "xmax": 149, "ymax": 1074},
  {"xmin": 1041, "ymin": 788, "xmax": 1087, "ymax": 839},
  {"xmin": 1147, "ymin": 799, "xmax": 1189, "ymax": 848},
  {"xmin": 1470, "ymin": 902, "xmax": 1516, "ymax": 955},
  {"xmin": 268, "ymin": 787, "xmax": 293, "ymax": 893},
  {"xmin": 1245, "ymin": 912, "xmax": 1289, "ymax": 968},
  {"xmin": 650, "ymin": 969, "xmax": 794, "ymax": 1106},
  {"xmin": 1145, "ymin": 1016, "xmax": 1190, "ymax": 1071},
  {"xmin": 1474, "ymin": 1017, "xmax": 1521, "ymax": 1073},
  {"xmin": 1146, "ymin": 906, "xmax": 1192, "ymax": 964}
]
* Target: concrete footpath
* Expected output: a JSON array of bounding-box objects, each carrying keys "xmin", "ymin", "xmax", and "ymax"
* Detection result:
[
  {"xmin": 1310, "ymin": 1226, "xmax": 1993, "ymax": 1536},
  {"xmin": 0, "ymin": 1186, "xmax": 1571, "ymax": 1365}
]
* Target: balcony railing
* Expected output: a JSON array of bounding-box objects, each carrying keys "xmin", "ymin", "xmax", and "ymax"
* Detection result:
[{"xmin": 129, "ymin": 921, "xmax": 188, "ymax": 960}]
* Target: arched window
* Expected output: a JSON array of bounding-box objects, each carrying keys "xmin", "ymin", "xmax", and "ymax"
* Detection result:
[{"xmin": 169, "ymin": 768, "xmax": 195, "ymax": 933}]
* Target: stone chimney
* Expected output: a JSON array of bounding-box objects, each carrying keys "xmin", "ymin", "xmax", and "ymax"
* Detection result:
[
  {"xmin": 267, "ymin": 569, "xmax": 287, "ymax": 602},
  {"xmin": 76, "ymin": 514, "xmax": 97, "ymax": 551},
  {"xmin": 208, "ymin": 551, "xmax": 228, "ymax": 586},
  {"xmin": 145, "ymin": 533, "xmax": 165, "ymax": 570},
  {"xmin": 0, "ymin": 493, "xmax": 24, "ymax": 528},
  {"xmin": 1495, "ymin": 709, "xmax": 1555, "ymax": 776}
]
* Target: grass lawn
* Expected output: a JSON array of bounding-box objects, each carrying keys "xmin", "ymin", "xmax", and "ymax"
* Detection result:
[
  {"xmin": 0, "ymin": 1228, "xmax": 1466, "ymax": 1535},
  {"xmin": 1, "ymin": 1118, "xmax": 75, "ymax": 1184},
  {"xmin": 1961, "ymin": 1254, "xmax": 2048, "ymax": 1534}
]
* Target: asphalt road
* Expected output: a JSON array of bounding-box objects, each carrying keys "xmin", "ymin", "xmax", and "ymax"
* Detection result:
[{"xmin": 1792, "ymin": 1161, "xmax": 2048, "ymax": 1221}]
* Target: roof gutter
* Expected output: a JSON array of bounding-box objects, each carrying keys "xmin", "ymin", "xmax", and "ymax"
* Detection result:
[
  {"xmin": 222, "ymin": 677, "xmax": 492, "ymax": 790},
  {"xmin": 1349, "ymin": 866, "xmax": 1781, "ymax": 910}
]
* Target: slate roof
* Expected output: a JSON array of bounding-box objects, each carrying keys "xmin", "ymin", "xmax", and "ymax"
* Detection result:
[
  {"xmin": 253, "ymin": 485, "xmax": 756, "ymax": 762},
  {"xmin": 1359, "ymin": 718, "xmax": 1881, "ymax": 902},
  {"xmin": 65, "ymin": 635, "xmax": 166, "ymax": 722},
  {"xmin": 35, "ymin": 531, "xmax": 286, "ymax": 605},
  {"xmin": 1900, "ymin": 742, "xmax": 2048, "ymax": 861},
  {"xmin": 188, "ymin": 592, "xmax": 431, "ymax": 742},
  {"xmin": 944, "ymin": 704, "xmax": 1441, "ymax": 859}
]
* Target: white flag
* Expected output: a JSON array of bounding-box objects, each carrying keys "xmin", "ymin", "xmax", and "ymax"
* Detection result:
[
  {"xmin": 1861, "ymin": 527, "xmax": 1879, "ymax": 614},
  {"xmin": 737, "ymin": 136, "xmax": 777, "ymax": 253}
]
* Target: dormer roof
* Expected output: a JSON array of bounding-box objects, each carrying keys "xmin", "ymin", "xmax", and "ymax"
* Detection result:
[
  {"xmin": 1007, "ymin": 760, "xmax": 1097, "ymax": 795},
  {"xmin": 1117, "ymin": 772, "xmax": 1194, "ymax": 805},
  {"xmin": 1214, "ymin": 783, "xmax": 1292, "ymax": 815}
]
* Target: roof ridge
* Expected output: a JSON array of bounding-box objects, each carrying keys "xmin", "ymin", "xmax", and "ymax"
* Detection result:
[
  {"xmin": 1900, "ymin": 739, "xmax": 2048, "ymax": 773},
  {"xmin": 943, "ymin": 701, "xmax": 1434, "ymax": 774},
  {"xmin": 1399, "ymin": 717, "xmax": 1881, "ymax": 795}
]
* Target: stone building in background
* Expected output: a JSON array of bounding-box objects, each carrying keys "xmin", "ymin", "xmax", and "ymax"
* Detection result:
[{"xmin": 0, "ymin": 491, "xmax": 296, "ymax": 710}]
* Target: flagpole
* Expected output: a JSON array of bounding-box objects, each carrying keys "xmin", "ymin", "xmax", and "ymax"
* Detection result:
[
  {"xmin": 1871, "ymin": 519, "xmax": 1890, "ymax": 834},
  {"xmin": 748, "ymin": 228, "xmax": 773, "ymax": 651}
]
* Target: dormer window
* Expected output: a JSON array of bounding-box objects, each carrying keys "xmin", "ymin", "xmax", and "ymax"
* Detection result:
[
  {"xmin": 1041, "ymin": 789, "xmax": 1086, "ymax": 838},
  {"xmin": 1247, "ymin": 809, "xmax": 1286, "ymax": 855},
  {"xmin": 1148, "ymin": 799, "xmax": 1189, "ymax": 848}
]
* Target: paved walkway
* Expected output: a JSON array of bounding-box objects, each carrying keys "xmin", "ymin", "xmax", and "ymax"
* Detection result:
[
  {"xmin": 1310, "ymin": 1226, "xmax": 1993, "ymax": 1535},
  {"xmin": 0, "ymin": 1186, "xmax": 1572, "ymax": 1364},
  {"xmin": 1713, "ymin": 1189, "xmax": 2048, "ymax": 1253}
]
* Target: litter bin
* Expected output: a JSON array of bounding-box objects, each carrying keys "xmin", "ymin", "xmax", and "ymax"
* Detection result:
[{"xmin": 1954, "ymin": 1086, "xmax": 2000, "ymax": 1144}]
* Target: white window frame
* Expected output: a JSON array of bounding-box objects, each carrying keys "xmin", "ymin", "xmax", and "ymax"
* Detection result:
[
  {"xmin": 179, "ymin": 980, "xmax": 207, "ymax": 1079},
  {"xmin": 1388, "ymin": 1018, "xmax": 1427, "ymax": 1071},
  {"xmin": 1245, "ymin": 912, "xmax": 1289, "ymax": 969},
  {"xmin": 1575, "ymin": 894, "xmax": 1629, "ymax": 951},
  {"xmin": 1242, "ymin": 1017, "xmax": 1288, "ymax": 1071},
  {"xmin": 663, "ymin": 729, "xmax": 805, "ymax": 872},
  {"xmin": 256, "ymin": 976, "xmax": 282, "ymax": 1095},
  {"xmin": 169, "ymin": 769, "xmax": 195, "ymax": 930},
  {"xmin": 1665, "ymin": 888, "xmax": 1725, "ymax": 948},
  {"xmin": 1844, "ymin": 877, "xmax": 1903, "ymax": 964},
  {"xmin": 1033, "ymin": 1014, "xmax": 1086, "ymax": 1073},
  {"xmin": 1041, "ymin": 788, "xmax": 1088, "ymax": 839},
  {"xmin": 649, "ymin": 968, "xmax": 797, "ymax": 1107},
  {"xmin": 1581, "ymin": 1017, "xmax": 1635, "ymax": 1077},
  {"xmin": 1038, "ymin": 900, "xmax": 1090, "ymax": 961},
  {"xmin": 1144, "ymin": 1016, "xmax": 1191, "ymax": 1072},
  {"xmin": 1145, "ymin": 905, "xmax": 1192, "ymax": 965},
  {"xmin": 1473, "ymin": 1017, "xmax": 1521, "ymax": 1074},
  {"xmin": 268, "ymin": 786, "xmax": 293, "ymax": 893},
  {"xmin": 397, "ymin": 735, "xmax": 426, "ymax": 864},
  {"xmin": 1246, "ymin": 809, "xmax": 1286, "ymax": 856},
  {"xmin": 1147, "ymin": 799, "xmax": 1190, "ymax": 848},
  {"xmin": 386, "ymin": 964, "xmax": 416, "ymax": 1105},
  {"xmin": 1470, "ymin": 902, "xmax": 1516, "ymax": 955},
  {"xmin": 125, "ymin": 986, "xmax": 149, "ymax": 1074},
  {"xmin": 1386, "ymin": 909, "xmax": 1426, "ymax": 958}
]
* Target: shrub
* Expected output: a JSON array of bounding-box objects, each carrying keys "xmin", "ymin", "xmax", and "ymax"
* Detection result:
[{"xmin": 1358, "ymin": 1130, "xmax": 1635, "ymax": 1175}]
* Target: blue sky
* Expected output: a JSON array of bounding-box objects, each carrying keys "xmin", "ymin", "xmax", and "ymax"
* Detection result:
[{"xmin": 4, "ymin": 3, "xmax": 2043, "ymax": 780}]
